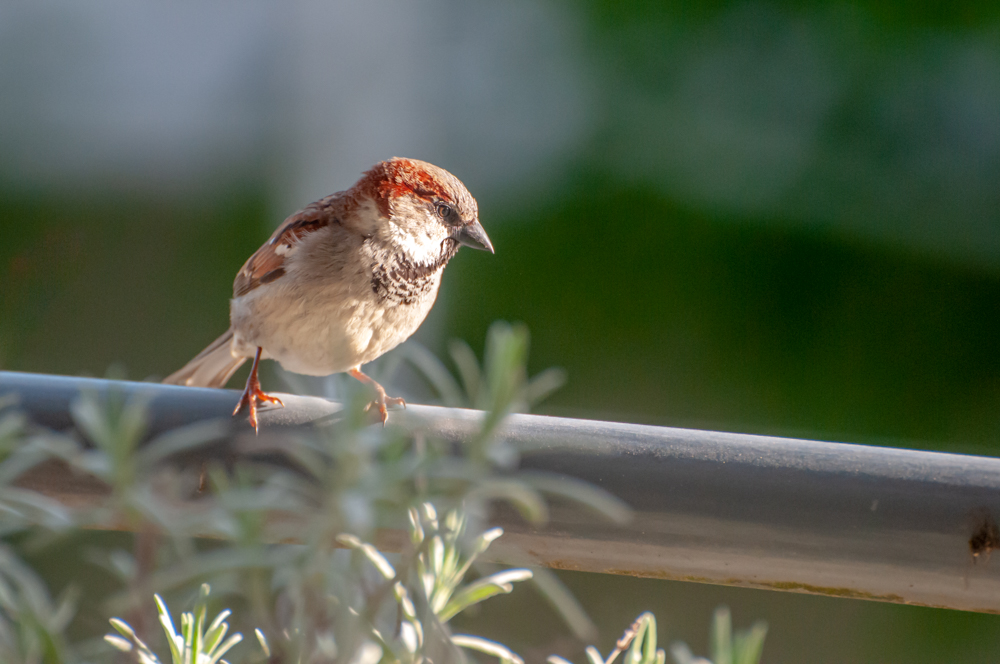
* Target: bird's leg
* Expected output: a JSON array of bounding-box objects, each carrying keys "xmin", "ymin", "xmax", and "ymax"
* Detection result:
[
  {"xmin": 233, "ymin": 347, "xmax": 284, "ymax": 433},
  {"xmin": 348, "ymin": 367, "xmax": 406, "ymax": 425}
]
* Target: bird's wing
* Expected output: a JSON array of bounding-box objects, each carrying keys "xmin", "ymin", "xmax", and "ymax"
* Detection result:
[{"xmin": 233, "ymin": 196, "xmax": 341, "ymax": 297}]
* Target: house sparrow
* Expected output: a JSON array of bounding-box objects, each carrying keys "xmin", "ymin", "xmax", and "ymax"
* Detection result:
[{"xmin": 163, "ymin": 157, "xmax": 493, "ymax": 431}]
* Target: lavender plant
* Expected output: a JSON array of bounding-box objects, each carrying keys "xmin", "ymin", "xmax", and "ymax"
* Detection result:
[{"xmin": 0, "ymin": 323, "xmax": 767, "ymax": 664}]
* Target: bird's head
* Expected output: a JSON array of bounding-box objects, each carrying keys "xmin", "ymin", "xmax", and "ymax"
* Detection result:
[{"xmin": 354, "ymin": 157, "xmax": 493, "ymax": 263}]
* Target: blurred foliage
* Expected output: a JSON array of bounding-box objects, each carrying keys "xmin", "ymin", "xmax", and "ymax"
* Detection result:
[
  {"xmin": 103, "ymin": 538, "xmax": 756, "ymax": 664},
  {"xmin": 0, "ymin": 323, "xmax": 649, "ymax": 663}
]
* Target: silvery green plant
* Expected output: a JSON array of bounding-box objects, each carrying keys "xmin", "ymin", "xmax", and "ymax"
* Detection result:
[
  {"xmin": 0, "ymin": 394, "xmax": 73, "ymax": 533},
  {"xmin": 669, "ymin": 607, "xmax": 767, "ymax": 664},
  {"xmin": 105, "ymin": 509, "xmax": 533, "ymax": 664},
  {"xmin": 405, "ymin": 503, "xmax": 532, "ymax": 624},
  {"xmin": 548, "ymin": 613, "xmax": 665, "ymax": 664},
  {"xmin": 0, "ymin": 323, "xmax": 766, "ymax": 664},
  {"xmin": 549, "ymin": 610, "xmax": 767, "ymax": 664},
  {"xmin": 75, "ymin": 322, "xmax": 621, "ymax": 662},
  {"xmin": 0, "ymin": 544, "xmax": 77, "ymax": 664},
  {"xmin": 0, "ymin": 395, "xmax": 77, "ymax": 664},
  {"xmin": 331, "ymin": 502, "xmax": 534, "ymax": 664},
  {"xmin": 105, "ymin": 584, "xmax": 243, "ymax": 664}
]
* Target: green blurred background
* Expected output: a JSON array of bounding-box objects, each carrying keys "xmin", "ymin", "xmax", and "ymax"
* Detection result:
[{"xmin": 2, "ymin": 0, "xmax": 999, "ymax": 661}]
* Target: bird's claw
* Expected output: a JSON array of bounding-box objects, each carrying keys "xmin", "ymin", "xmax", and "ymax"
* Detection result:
[
  {"xmin": 349, "ymin": 367, "xmax": 405, "ymax": 425},
  {"xmin": 233, "ymin": 385, "xmax": 283, "ymax": 433},
  {"xmin": 364, "ymin": 393, "xmax": 406, "ymax": 426},
  {"xmin": 233, "ymin": 351, "xmax": 284, "ymax": 433}
]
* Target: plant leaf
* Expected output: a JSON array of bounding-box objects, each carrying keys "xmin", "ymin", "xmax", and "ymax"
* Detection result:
[
  {"xmin": 733, "ymin": 621, "xmax": 768, "ymax": 664},
  {"xmin": 438, "ymin": 569, "xmax": 532, "ymax": 622},
  {"xmin": 448, "ymin": 339, "xmax": 483, "ymax": 406},
  {"xmin": 710, "ymin": 606, "xmax": 732, "ymax": 664},
  {"xmin": 586, "ymin": 645, "xmax": 605, "ymax": 664},
  {"xmin": 336, "ymin": 534, "xmax": 396, "ymax": 580},
  {"xmin": 519, "ymin": 471, "xmax": 632, "ymax": 525},
  {"xmin": 400, "ymin": 342, "xmax": 466, "ymax": 407},
  {"xmin": 452, "ymin": 635, "xmax": 523, "ymax": 664}
]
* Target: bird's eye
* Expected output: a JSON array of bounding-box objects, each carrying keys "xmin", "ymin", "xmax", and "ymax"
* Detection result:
[{"xmin": 436, "ymin": 203, "xmax": 455, "ymax": 221}]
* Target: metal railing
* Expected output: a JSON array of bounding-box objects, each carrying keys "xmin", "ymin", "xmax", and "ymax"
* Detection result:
[{"xmin": 2, "ymin": 370, "xmax": 999, "ymax": 614}]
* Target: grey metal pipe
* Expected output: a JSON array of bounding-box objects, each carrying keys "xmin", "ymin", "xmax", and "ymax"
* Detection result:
[{"xmin": 2, "ymin": 370, "xmax": 999, "ymax": 613}]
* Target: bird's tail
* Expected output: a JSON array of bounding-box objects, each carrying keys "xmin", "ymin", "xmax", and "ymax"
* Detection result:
[{"xmin": 163, "ymin": 328, "xmax": 247, "ymax": 388}]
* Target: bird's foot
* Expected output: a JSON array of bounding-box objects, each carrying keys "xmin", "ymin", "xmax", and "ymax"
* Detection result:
[
  {"xmin": 233, "ymin": 380, "xmax": 284, "ymax": 433},
  {"xmin": 365, "ymin": 391, "xmax": 407, "ymax": 426},
  {"xmin": 233, "ymin": 348, "xmax": 284, "ymax": 433},
  {"xmin": 349, "ymin": 368, "xmax": 406, "ymax": 425}
]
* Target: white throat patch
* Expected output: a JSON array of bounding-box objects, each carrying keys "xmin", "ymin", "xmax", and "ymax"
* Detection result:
[{"xmin": 380, "ymin": 196, "xmax": 449, "ymax": 264}]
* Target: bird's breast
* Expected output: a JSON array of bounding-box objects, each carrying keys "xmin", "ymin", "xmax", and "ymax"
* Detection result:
[
  {"xmin": 369, "ymin": 240, "xmax": 459, "ymax": 306},
  {"xmin": 230, "ymin": 260, "xmax": 443, "ymax": 376}
]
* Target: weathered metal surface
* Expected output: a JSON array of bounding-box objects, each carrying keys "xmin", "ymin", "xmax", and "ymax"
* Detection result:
[{"xmin": 2, "ymin": 370, "xmax": 999, "ymax": 612}]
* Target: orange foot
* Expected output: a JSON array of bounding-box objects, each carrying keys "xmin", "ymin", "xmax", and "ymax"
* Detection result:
[
  {"xmin": 233, "ymin": 347, "xmax": 284, "ymax": 433},
  {"xmin": 348, "ymin": 367, "xmax": 406, "ymax": 425}
]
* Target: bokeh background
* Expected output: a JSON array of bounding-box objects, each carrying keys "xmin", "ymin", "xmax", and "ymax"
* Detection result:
[{"xmin": 2, "ymin": 0, "xmax": 1000, "ymax": 661}]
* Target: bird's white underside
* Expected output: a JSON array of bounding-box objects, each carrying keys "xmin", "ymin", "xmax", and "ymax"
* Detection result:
[{"xmin": 228, "ymin": 205, "xmax": 447, "ymax": 375}]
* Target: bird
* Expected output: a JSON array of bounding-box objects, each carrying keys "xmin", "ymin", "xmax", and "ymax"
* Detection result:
[{"xmin": 163, "ymin": 157, "xmax": 493, "ymax": 431}]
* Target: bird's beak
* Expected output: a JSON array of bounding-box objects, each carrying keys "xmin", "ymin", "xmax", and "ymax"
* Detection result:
[{"xmin": 456, "ymin": 220, "xmax": 494, "ymax": 254}]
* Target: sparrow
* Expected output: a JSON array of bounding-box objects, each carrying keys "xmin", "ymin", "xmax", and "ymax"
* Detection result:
[{"xmin": 163, "ymin": 157, "xmax": 493, "ymax": 431}]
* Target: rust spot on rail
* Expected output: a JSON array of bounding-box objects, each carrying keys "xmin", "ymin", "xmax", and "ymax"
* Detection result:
[{"xmin": 759, "ymin": 581, "xmax": 904, "ymax": 602}]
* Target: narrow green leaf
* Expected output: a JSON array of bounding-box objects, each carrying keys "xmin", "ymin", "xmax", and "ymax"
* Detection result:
[
  {"xmin": 108, "ymin": 617, "xmax": 136, "ymax": 639},
  {"xmin": 527, "ymin": 567, "xmax": 597, "ymax": 641},
  {"xmin": 430, "ymin": 535, "xmax": 445, "ymax": 576},
  {"xmin": 440, "ymin": 581, "xmax": 510, "ymax": 622},
  {"xmin": 711, "ymin": 607, "xmax": 732, "ymax": 664},
  {"xmin": 448, "ymin": 340, "xmax": 482, "ymax": 406},
  {"xmin": 203, "ymin": 622, "xmax": 228, "ymax": 655},
  {"xmin": 134, "ymin": 419, "xmax": 230, "ymax": 469},
  {"xmin": 439, "ymin": 570, "xmax": 532, "ymax": 622},
  {"xmin": 466, "ymin": 479, "xmax": 548, "ymax": 525},
  {"xmin": 155, "ymin": 595, "xmax": 182, "ymax": 664},
  {"xmin": 479, "ymin": 569, "xmax": 533, "ymax": 586},
  {"xmin": 192, "ymin": 601, "xmax": 208, "ymax": 662},
  {"xmin": 519, "ymin": 472, "xmax": 631, "ymax": 525},
  {"xmin": 408, "ymin": 507, "xmax": 424, "ymax": 545},
  {"xmin": 208, "ymin": 633, "xmax": 243, "ymax": 664},
  {"xmin": 400, "ymin": 342, "xmax": 466, "ymax": 407},
  {"xmin": 586, "ymin": 646, "xmax": 605, "ymax": 664},
  {"xmin": 119, "ymin": 395, "xmax": 153, "ymax": 454},
  {"xmin": 472, "ymin": 528, "xmax": 504, "ymax": 556},
  {"xmin": 734, "ymin": 622, "xmax": 767, "ymax": 664},
  {"xmin": 255, "ymin": 629, "xmax": 270, "ymax": 657},
  {"xmin": 393, "ymin": 582, "xmax": 417, "ymax": 620},
  {"xmin": 452, "ymin": 635, "xmax": 523, "ymax": 664},
  {"xmin": 69, "ymin": 394, "xmax": 113, "ymax": 455},
  {"xmin": 104, "ymin": 634, "xmax": 133, "ymax": 653},
  {"xmin": 206, "ymin": 608, "xmax": 232, "ymax": 636},
  {"xmin": 336, "ymin": 534, "xmax": 396, "ymax": 579},
  {"xmin": 668, "ymin": 643, "xmax": 696, "ymax": 664},
  {"xmin": 522, "ymin": 367, "xmax": 567, "ymax": 409},
  {"xmin": 422, "ymin": 503, "xmax": 438, "ymax": 527},
  {"xmin": 625, "ymin": 616, "xmax": 650, "ymax": 664}
]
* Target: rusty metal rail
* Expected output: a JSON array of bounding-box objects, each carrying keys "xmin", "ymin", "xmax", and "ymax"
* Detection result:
[{"xmin": 2, "ymin": 370, "xmax": 999, "ymax": 613}]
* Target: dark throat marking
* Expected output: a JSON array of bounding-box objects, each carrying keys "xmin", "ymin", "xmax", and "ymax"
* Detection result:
[{"xmin": 371, "ymin": 239, "xmax": 459, "ymax": 305}]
